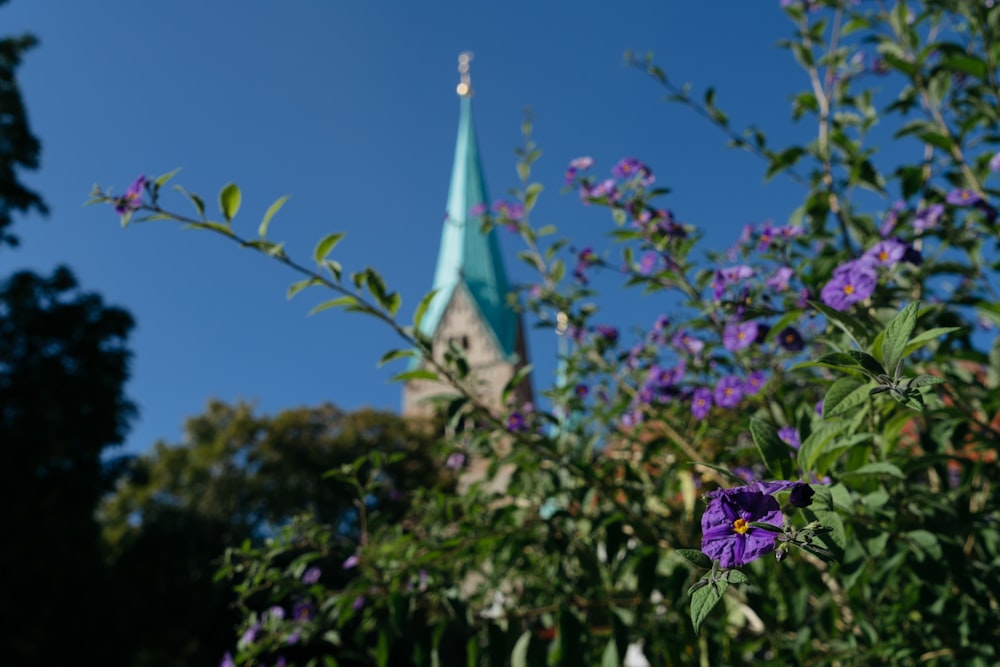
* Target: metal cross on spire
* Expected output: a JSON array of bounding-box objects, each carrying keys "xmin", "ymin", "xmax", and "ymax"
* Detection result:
[{"xmin": 456, "ymin": 51, "xmax": 473, "ymax": 97}]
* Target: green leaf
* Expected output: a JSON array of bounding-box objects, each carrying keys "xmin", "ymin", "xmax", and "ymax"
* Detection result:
[
  {"xmin": 173, "ymin": 184, "xmax": 206, "ymax": 219},
  {"xmin": 809, "ymin": 300, "xmax": 871, "ymax": 348},
  {"xmin": 840, "ymin": 462, "xmax": 904, "ymax": 479},
  {"xmin": 881, "ymin": 302, "xmax": 919, "ymax": 375},
  {"xmin": 690, "ymin": 461, "xmax": 748, "ymax": 484},
  {"xmin": 412, "ymin": 289, "xmax": 439, "ymax": 330},
  {"xmin": 377, "ymin": 349, "xmax": 415, "ymax": 367},
  {"xmin": 675, "ymin": 549, "xmax": 712, "ymax": 569},
  {"xmin": 724, "ymin": 569, "xmax": 750, "ymax": 585},
  {"xmin": 510, "ymin": 631, "xmax": 531, "ymax": 667},
  {"xmin": 154, "ymin": 168, "xmax": 181, "ymax": 189},
  {"xmin": 845, "ymin": 350, "xmax": 886, "ymax": 377},
  {"xmin": 690, "ymin": 577, "xmax": 728, "ymax": 633},
  {"xmin": 308, "ymin": 296, "xmax": 357, "ymax": 315},
  {"xmin": 803, "ymin": 487, "xmax": 846, "ymax": 559},
  {"xmin": 798, "ymin": 419, "xmax": 849, "ymax": 473},
  {"xmin": 258, "ymin": 194, "xmax": 289, "ymax": 238},
  {"xmin": 219, "ymin": 182, "xmax": 241, "ymax": 222},
  {"xmin": 940, "ymin": 54, "xmax": 988, "ymax": 80},
  {"xmin": 391, "ymin": 369, "xmax": 438, "ymax": 383},
  {"xmin": 524, "ymin": 182, "xmax": 543, "ymax": 210},
  {"xmin": 906, "ymin": 529, "xmax": 942, "ymax": 560},
  {"xmin": 502, "ymin": 364, "xmax": 533, "ymax": 404},
  {"xmin": 197, "ymin": 221, "xmax": 235, "ymax": 236},
  {"xmin": 750, "ymin": 417, "xmax": 794, "ymax": 478},
  {"xmin": 901, "ymin": 326, "xmax": 961, "ymax": 358},
  {"xmin": 601, "ymin": 638, "xmax": 620, "ymax": 667},
  {"xmin": 287, "ymin": 277, "xmax": 323, "ymax": 299},
  {"xmin": 314, "ymin": 232, "xmax": 346, "ymax": 263},
  {"xmin": 812, "ymin": 433, "xmax": 872, "ymax": 474},
  {"xmin": 824, "ymin": 377, "xmax": 875, "ymax": 418}
]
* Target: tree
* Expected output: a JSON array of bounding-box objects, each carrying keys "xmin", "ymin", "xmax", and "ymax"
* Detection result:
[
  {"xmin": 1, "ymin": 5, "xmax": 136, "ymax": 662},
  {"xmin": 100, "ymin": 400, "xmax": 449, "ymax": 667},
  {"xmin": 0, "ymin": 267, "xmax": 135, "ymax": 663},
  {"xmin": 0, "ymin": 0, "xmax": 46, "ymax": 248}
]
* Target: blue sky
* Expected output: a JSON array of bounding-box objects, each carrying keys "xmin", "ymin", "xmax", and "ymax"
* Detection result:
[{"xmin": 3, "ymin": 1, "xmax": 821, "ymax": 454}]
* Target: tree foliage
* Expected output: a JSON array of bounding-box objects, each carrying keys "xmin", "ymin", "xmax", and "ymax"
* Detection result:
[
  {"xmin": 101, "ymin": 401, "xmax": 449, "ymax": 667},
  {"xmin": 0, "ymin": 267, "xmax": 135, "ymax": 663},
  {"xmin": 0, "ymin": 0, "xmax": 46, "ymax": 248}
]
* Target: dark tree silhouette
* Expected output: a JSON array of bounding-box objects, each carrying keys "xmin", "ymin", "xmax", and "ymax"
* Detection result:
[
  {"xmin": 1, "ymin": 5, "xmax": 135, "ymax": 662},
  {"xmin": 0, "ymin": 0, "xmax": 46, "ymax": 248},
  {"xmin": 0, "ymin": 267, "xmax": 135, "ymax": 663}
]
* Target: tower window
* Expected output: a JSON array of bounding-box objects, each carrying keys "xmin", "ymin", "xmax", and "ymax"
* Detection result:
[{"xmin": 447, "ymin": 336, "xmax": 470, "ymax": 351}]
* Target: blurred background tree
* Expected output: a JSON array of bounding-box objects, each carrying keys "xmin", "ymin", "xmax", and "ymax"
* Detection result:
[{"xmin": 99, "ymin": 401, "xmax": 448, "ymax": 667}]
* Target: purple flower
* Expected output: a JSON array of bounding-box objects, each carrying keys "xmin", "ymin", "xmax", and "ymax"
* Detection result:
[
  {"xmin": 469, "ymin": 202, "xmax": 488, "ymax": 217},
  {"xmin": 342, "ymin": 554, "xmax": 360, "ymax": 570},
  {"xmin": 595, "ymin": 325, "xmax": 619, "ymax": 346},
  {"xmin": 220, "ymin": 652, "xmax": 236, "ymax": 667},
  {"xmin": 445, "ymin": 452, "xmax": 465, "ymax": 470},
  {"xmin": 639, "ymin": 251, "xmax": 659, "ymax": 275},
  {"xmin": 574, "ymin": 247, "xmax": 596, "ymax": 282},
  {"xmin": 713, "ymin": 376, "xmax": 745, "ymax": 409},
  {"xmin": 863, "ymin": 238, "xmax": 907, "ymax": 267},
  {"xmin": 701, "ymin": 486, "xmax": 783, "ymax": 567},
  {"xmin": 506, "ymin": 411, "xmax": 527, "ymax": 433},
  {"xmin": 612, "ymin": 157, "xmax": 655, "ymax": 186},
  {"xmin": 292, "ymin": 600, "xmax": 315, "ymax": 621},
  {"xmin": 672, "ymin": 330, "xmax": 705, "ymax": 356},
  {"xmin": 691, "ymin": 388, "xmax": 713, "ymax": 419},
  {"xmin": 352, "ymin": 596, "xmax": 366, "ymax": 611},
  {"xmin": 777, "ymin": 326, "xmax": 805, "ymax": 352},
  {"xmin": 879, "ymin": 200, "xmax": 906, "ymax": 237},
  {"xmin": 239, "ymin": 623, "xmax": 261, "ymax": 648},
  {"xmin": 745, "ymin": 370, "xmax": 766, "ymax": 395},
  {"xmin": 946, "ymin": 188, "xmax": 982, "ymax": 206},
  {"xmin": 491, "ymin": 200, "xmax": 524, "ymax": 222},
  {"xmin": 765, "ymin": 266, "xmax": 793, "ymax": 292},
  {"xmin": 723, "ymin": 321, "xmax": 758, "ymax": 352},
  {"xmin": 914, "ymin": 203, "xmax": 945, "ymax": 232},
  {"xmin": 990, "ymin": 152, "xmax": 1000, "ymax": 172},
  {"xmin": 287, "ymin": 629, "xmax": 301, "ymax": 645},
  {"xmin": 564, "ymin": 156, "xmax": 594, "ymax": 185},
  {"xmin": 820, "ymin": 260, "xmax": 877, "ymax": 311},
  {"xmin": 114, "ymin": 175, "xmax": 146, "ymax": 215},
  {"xmin": 266, "ymin": 605, "xmax": 286, "ymax": 621},
  {"xmin": 301, "ymin": 566, "xmax": 321, "ymax": 584},
  {"xmin": 712, "ymin": 265, "xmax": 755, "ymax": 300},
  {"xmin": 575, "ymin": 383, "xmax": 589, "ymax": 397},
  {"xmin": 584, "ymin": 178, "xmax": 620, "ymax": 203},
  {"xmin": 757, "ymin": 222, "xmax": 778, "ymax": 251},
  {"xmin": 778, "ymin": 426, "xmax": 801, "ymax": 449}
]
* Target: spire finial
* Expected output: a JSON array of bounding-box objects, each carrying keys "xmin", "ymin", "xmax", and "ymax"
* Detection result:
[{"xmin": 456, "ymin": 51, "xmax": 473, "ymax": 97}]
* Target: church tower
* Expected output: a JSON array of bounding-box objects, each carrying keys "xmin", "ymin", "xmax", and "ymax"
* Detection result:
[{"xmin": 402, "ymin": 53, "xmax": 532, "ymax": 417}]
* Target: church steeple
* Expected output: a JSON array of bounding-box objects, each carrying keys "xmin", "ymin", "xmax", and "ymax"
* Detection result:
[{"xmin": 403, "ymin": 54, "xmax": 531, "ymax": 416}]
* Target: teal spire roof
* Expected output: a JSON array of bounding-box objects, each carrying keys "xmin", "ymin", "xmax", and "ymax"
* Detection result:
[{"xmin": 418, "ymin": 94, "xmax": 517, "ymax": 359}]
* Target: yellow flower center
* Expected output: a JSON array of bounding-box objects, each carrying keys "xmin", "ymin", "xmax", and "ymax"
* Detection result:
[
  {"xmin": 732, "ymin": 518, "xmax": 750, "ymax": 534},
  {"xmin": 879, "ymin": 251, "xmax": 889, "ymax": 261},
  {"xmin": 843, "ymin": 284, "xmax": 855, "ymax": 295},
  {"xmin": 737, "ymin": 331, "xmax": 746, "ymax": 340}
]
